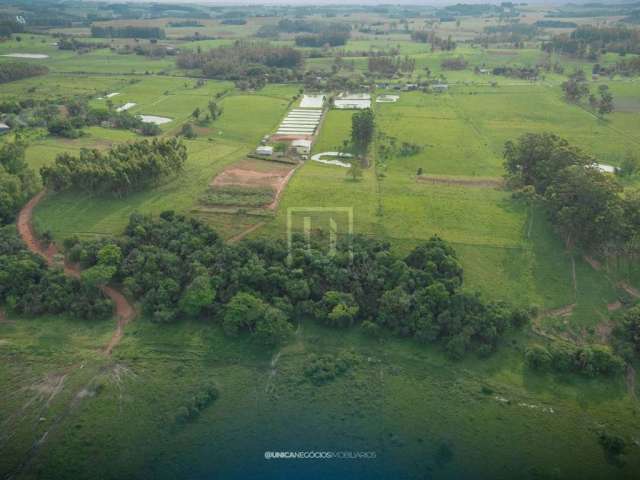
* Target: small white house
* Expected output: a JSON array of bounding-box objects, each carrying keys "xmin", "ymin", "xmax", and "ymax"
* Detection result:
[
  {"xmin": 256, "ymin": 145, "xmax": 274, "ymax": 156},
  {"xmin": 0, "ymin": 122, "xmax": 10, "ymax": 135},
  {"xmin": 291, "ymin": 139, "xmax": 312, "ymax": 156},
  {"xmin": 334, "ymin": 93, "xmax": 372, "ymax": 110}
]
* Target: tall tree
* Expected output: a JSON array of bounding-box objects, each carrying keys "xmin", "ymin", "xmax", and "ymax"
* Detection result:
[{"xmin": 351, "ymin": 108, "xmax": 375, "ymax": 156}]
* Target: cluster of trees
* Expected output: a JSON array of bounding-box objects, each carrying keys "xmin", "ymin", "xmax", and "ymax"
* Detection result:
[
  {"xmin": 57, "ymin": 37, "xmax": 109, "ymax": 52},
  {"xmin": 90, "ymin": 25, "xmax": 166, "ymax": 39},
  {"xmin": 367, "ymin": 55, "xmax": 415, "ymax": 77},
  {"xmin": 295, "ymin": 31, "xmax": 350, "ymax": 48},
  {"xmin": 351, "ymin": 109, "xmax": 375, "ymax": 156},
  {"xmin": 176, "ymin": 41, "xmax": 303, "ymax": 88},
  {"xmin": 492, "ymin": 66, "xmax": 539, "ymax": 80},
  {"xmin": 562, "ymin": 70, "xmax": 614, "ymax": 116},
  {"xmin": 614, "ymin": 304, "xmax": 640, "ymax": 360},
  {"xmin": 303, "ymin": 352, "xmax": 358, "ymax": 385},
  {"xmin": 525, "ymin": 342, "xmax": 624, "ymax": 376},
  {"xmin": 593, "ymin": 57, "xmax": 640, "ymax": 78},
  {"xmin": 0, "ymin": 227, "xmax": 113, "ymax": 320},
  {"xmin": 0, "ymin": 19, "xmax": 24, "ymax": 38},
  {"xmin": 0, "ymin": 139, "xmax": 38, "ymax": 224},
  {"xmin": 543, "ymin": 26, "xmax": 640, "ymax": 59},
  {"xmin": 377, "ymin": 133, "xmax": 423, "ymax": 162},
  {"xmin": 41, "ymin": 139, "xmax": 187, "ymax": 195},
  {"xmin": 1, "ymin": 95, "xmax": 161, "ymax": 138},
  {"xmin": 0, "ymin": 62, "xmax": 49, "ymax": 84},
  {"xmin": 66, "ymin": 212, "xmax": 529, "ymax": 355},
  {"xmin": 410, "ymin": 31, "xmax": 456, "ymax": 51},
  {"xmin": 484, "ymin": 23, "xmax": 538, "ymax": 36},
  {"xmin": 441, "ymin": 57, "xmax": 468, "ymax": 71},
  {"xmin": 534, "ymin": 20, "xmax": 577, "ymax": 29},
  {"xmin": 504, "ymin": 133, "xmax": 640, "ymax": 253},
  {"xmin": 112, "ymin": 43, "xmax": 177, "ymax": 59}
]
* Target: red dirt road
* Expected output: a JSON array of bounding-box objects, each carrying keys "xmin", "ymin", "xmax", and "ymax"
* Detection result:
[{"xmin": 17, "ymin": 191, "xmax": 136, "ymax": 354}]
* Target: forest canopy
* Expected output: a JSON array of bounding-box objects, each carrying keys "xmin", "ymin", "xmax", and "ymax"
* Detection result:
[
  {"xmin": 40, "ymin": 138, "xmax": 187, "ymax": 196},
  {"xmin": 0, "ymin": 62, "xmax": 49, "ymax": 84},
  {"xmin": 66, "ymin": 212, "xmax": 530, "ymax": 356}
]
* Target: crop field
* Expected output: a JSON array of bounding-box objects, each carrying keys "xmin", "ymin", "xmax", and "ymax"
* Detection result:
[{"xmin": 2, "ymin": 3, "xmax": 640, "ymax": 478}]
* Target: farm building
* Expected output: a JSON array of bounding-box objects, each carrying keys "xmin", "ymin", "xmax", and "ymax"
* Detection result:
[
  {"xmin": 256, "ymin": 146, "xmax": 274, "ymax": 156},
  {"xmin": 276, "ymin": 108, "xmax": 323, "ymax": 136},
  {"xmin": 300, "ymin": 94, "xmax": 325, "ymax": 109},
  {"xmin": 291, "ymin": 139, "xmax": 312, "ymax": 156},
  {"xmin": 334, "ymin": 93, "xmax": 371, "ymax": 110},
  {"xmin": 0, "ymin": 122, "xmax": 10, "ymax": 135}
]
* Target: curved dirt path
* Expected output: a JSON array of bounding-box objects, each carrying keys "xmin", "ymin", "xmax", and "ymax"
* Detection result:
[
  {"xmin": 17, "ymin": 191, "xmax": 136, "ymax": 354},
  {"xmin": 228, "ymin": 221, "xmax": 266, "ymax": 244}
]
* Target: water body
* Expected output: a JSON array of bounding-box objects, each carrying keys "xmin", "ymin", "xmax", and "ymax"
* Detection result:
[
  {"xmin": 1, "ymin": 53, "xmax": 49, "ymax": 59},
  {"xmin": 138, "ymin": 115, "xmax": 172, "ymax": 125},
  {"xmin": 116, "ymin": 103, "xmax": 136, "ymax": 112}
]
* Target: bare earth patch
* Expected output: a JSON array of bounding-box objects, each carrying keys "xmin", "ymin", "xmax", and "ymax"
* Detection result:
[
  {"xmin": 619, "ymin": 282, "xmax": 640, "ymax": 299},
  {"xmin": 209, "ymin": 159, "xmax": 298, "ymax": 210}
]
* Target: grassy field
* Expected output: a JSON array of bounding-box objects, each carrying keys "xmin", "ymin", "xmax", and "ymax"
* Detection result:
[{"xmin": 2, "ymin": 312, "xmax": 639, "ymax": 479}]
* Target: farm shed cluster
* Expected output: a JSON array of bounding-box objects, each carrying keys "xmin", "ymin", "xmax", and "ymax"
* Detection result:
[
  {"xmin": 275, "ymin": 94, "xmax": 325, "ymax": 137},
  {"xmin": 334, "ymin": 93, "xmax": 371, "ymax": 109}
]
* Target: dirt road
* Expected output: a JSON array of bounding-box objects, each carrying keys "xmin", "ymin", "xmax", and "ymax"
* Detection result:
[{"xmin": 17, "ymin": 191, "xmax": 136, "ymax": 354}]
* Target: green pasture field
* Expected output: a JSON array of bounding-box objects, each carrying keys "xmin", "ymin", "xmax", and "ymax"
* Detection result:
[
  {"xmin": 32, "ymin": 138, "xmax": 244, "ymax": 239},
  {"xmin": 1, "ymin": 311, "xmax": 639, "ymax": 480}
]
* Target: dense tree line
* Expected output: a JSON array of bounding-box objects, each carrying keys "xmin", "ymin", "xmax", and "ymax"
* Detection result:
[
  {"xmin": 90, "ymin": 25, "xmax": 166, "ymax": 39},
  {"xmin": 593, "ymin": 57, "xmax": 640, "ymax": 77},
  {"xmin": 410, "ymin": 31, "xmax": 456, "ymax": 51},
  {"xmin": 534, "ymin": 20, "xmax": 578, "ymax": 29},
  {"xmin": 525, "ymin": 342, "xmax": 624, "ymax": 376},
  {"xmin": 492, "ymin": 66, "xmax": 539, "ymax": 80},
  {"xmin": 0, "ymin": 62, "xmax": 49, "ymax": 84},
  {"xmin": 41, "ymin": 139, "xmax": 186, "ymax": 195},
  {"xmin": 0, "ymin": 19, "xmax": 24, "ymax": 38},
  {"xmin": 0, "ymin": 139, "xmax": 38, "ymax": 224},
  {"xmin": 614, "ymin": 305, "xmax": 640, "ymax": 360},
  {"xmin": 441, "ymin": 57, "xmax": 468, "ymax": 71},
  {"xmin": 504, "ymin": 133, "xmax": 640, "ymax": 253},
  {"xmin": 367, "ymin": 55, "xmax": 415, "ymax": 77},
  {"xmin": 295, "ymin": 31, "xmax": 350, "ymax": 47},
  {"xmin": 276, "ymin": 18, "xmax": 350, "ymax": 35},
  {"xmin": 0, "ymin": 227, "xmax": 113, "ymax": 319},
  {"xmin": 56, "ymin": 37, "xmax": 109, "ymax": 52},
  {"xmin": 176, "ymin": 41, "xmax": 303, "ymax": 88},
  {"xmin": 67, "ymin": 212, "xmax": 529, "ymax": 356},
  {"xmin": 543, "ymin": 25, "xmax": 640, "ymax": 59},
  {"xmin": 484, "ymin": 23, "xmax": 537, "ymax": 36}
]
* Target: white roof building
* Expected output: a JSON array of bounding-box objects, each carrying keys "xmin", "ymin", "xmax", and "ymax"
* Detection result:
[
  {"xmin": 256, "ymin": 146, "xmax": 274, "ymax": 156},
  {"xmin": 300, "ymin": 95, "xmax": 326, "ymax": 109},
  {"xmin": 334, "ymin": 93, "xmax": 371, "ymax": 110},
  {"xmin": 291, "ymin": 139, "xmax": 312, "ymax": 155}
]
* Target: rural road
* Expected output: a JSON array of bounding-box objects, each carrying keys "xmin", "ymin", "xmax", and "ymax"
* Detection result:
[{"xmin": 17, "ymin": 191, "xmax": 136, "ymax": 354}]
